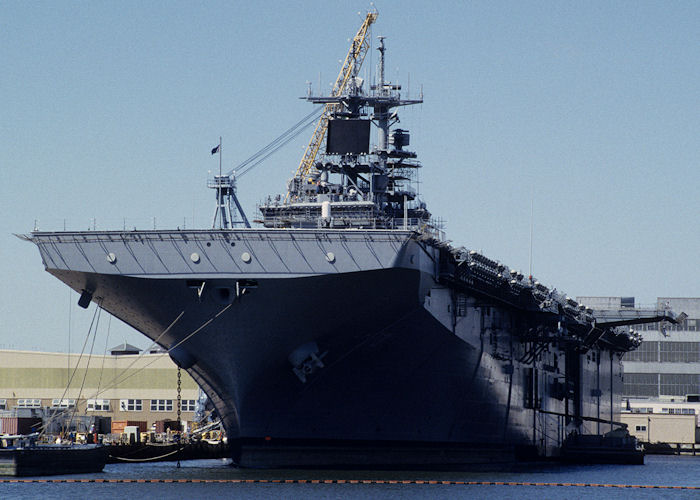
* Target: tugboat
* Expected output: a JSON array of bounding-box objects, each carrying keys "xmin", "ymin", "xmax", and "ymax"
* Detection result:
[{"xmin": 22, "ymin": 12, "xmax": 677, "ymax": 468}]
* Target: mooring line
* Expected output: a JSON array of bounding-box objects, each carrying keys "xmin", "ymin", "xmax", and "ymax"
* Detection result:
[{"xmin": 0, "ymin": 479, "xmax": 699, "ymax": 488}]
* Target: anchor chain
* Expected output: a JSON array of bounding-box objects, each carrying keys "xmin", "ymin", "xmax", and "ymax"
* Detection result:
[{"xmin": 176, "ymin": 366, "xmax": 182, "ymax": 468}]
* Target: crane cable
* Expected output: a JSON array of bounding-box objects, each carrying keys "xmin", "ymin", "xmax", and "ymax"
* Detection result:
[
  {"xmin": 78, "ymin": 310, "xmax": 186, "ymax": 403},
  {"xmin": 87, "ymin": 304, "xmax": 231, "ymax": 400},
  {"xmin": 40, "ymin": 301, "xmax": 102, "ymax": 438},
  {"xmin": 229, "ymin": 106, "xmax": 324, "ymax": 179},
  {"xmin": 66, "ymin": 302, "xmax": 101, "ymax": 435}
]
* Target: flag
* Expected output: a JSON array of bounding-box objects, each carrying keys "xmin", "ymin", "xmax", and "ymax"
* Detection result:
[{"xmin": 211, "ymin": 144, "xmax": 220, "ymax": 155}]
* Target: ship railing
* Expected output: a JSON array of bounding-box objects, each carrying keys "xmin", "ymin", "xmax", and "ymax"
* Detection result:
[
  {"xmin": 206, "ymin": 176, "xmax": 234, "ymax": 188},
  {"xmin": 389, "ymin": 217, "xmax": 422, "ymax": 230},
  {"xmin": 393, "ymin": 218, "xmax": 447, "ymax": 240},
  {"xmin": 257, "ymin": 213, "xmax": 436, "ymax": 232},
  {"xmin": 29, "ymin": 216, "xmax": 205, "ymax": 232}
]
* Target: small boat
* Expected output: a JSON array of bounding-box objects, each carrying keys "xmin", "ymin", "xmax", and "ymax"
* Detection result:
[
  {"xmin": 0, "ymin": 434, "xmax": 108, "ymax": 477},
  {"xmin": 559, "ymin": 429, "xmax": 644, "ymax": 465}
]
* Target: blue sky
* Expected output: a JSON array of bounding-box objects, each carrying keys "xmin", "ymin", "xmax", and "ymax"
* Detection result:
[{"xmin": 1, "ymin": 1, "xmax": 698, "ymax": 352}]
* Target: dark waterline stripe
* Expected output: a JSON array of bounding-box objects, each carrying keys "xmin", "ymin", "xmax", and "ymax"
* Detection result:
[{"xmin": 0, "ymin": 479, "xmax": 699, "ymax": 488}]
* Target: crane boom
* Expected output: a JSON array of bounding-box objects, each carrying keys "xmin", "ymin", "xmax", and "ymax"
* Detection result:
[{"xmin": 285, "ymin": 11, "xmax": 377, "ymax": 203}]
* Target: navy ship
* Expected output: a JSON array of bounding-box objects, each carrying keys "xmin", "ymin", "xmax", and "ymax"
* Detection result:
[{"xmin": 23, "ymin": 13, "xmax": 676, "ymax": 467}]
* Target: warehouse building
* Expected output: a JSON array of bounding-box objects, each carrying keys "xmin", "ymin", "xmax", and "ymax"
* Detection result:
[
  {"xmin": 578, "ymin": 296, "xmax": 700, "ymax": 444},
  {"xmin": 576, "ymin": 297, "xmax": 700, "ymax": 399},
  {"xmin": 621, "ymin": 413, "xmax": 696, "ymax": 444},
  {"xmin": 0, "ymin": 346, "xmax": 200, "ymax": 430}
]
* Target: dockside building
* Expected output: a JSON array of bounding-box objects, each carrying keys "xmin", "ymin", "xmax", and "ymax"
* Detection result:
[
  {"xmin": 0, "ymin": 346, "xmax": 200, "ymax": 430},
  {"xmin": 576, "ymin": 297, "xmax": 700, "ymax": 400},
  {"xmin": 577, "ymin": 296, "xmax": 700, "ymax": 442}
]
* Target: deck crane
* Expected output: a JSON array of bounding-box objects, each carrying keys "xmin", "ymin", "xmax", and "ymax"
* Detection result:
[{"xmin": 285, "ymin": 11, "xmax": 378, "ymax": 203}]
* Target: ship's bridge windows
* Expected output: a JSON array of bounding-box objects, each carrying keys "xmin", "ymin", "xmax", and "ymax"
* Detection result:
[
  {"xmin": 150, "ymin": 399, "xmax": 173, "ymax": 412},
  {"xmin": 51, "ymin": 399, "xmax": 76, "ymax": 409},
  {"xmin": 120, "ymin": 399, "xmax": 143, "ymax": 411},
  {"xmin": 16, "ymin": 398, "xmax": 42, "ymax": 408},
  {"xmin": 87, "ymin": 399, "xmax": 111, "ymax": 411}
]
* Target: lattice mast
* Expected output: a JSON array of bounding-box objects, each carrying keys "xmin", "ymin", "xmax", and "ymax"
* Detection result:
[{"xmin": 285, "ymin": 11, "xmax": 377, "ymax": 203}]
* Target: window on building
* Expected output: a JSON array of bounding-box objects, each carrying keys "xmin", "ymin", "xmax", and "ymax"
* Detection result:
[
  {"xmin": 623, "ymin": 373, "xmax": 658, "ymax": 397},
  {"xmin": 660, "ymin": 374, "xmax": 700, "ymax": 397},
  {"xmin": 0, "ymin": 399, "xmax": 6, "ymax": 410},
  {"xmin": 635, "ymin": 425, "xmax": 647, "ymax": 432},
  {"xmin": 120, "ymin": 399, "xmax": 142, "ymax": 411},
  {"xmin": 87, "ymin": 399, "xmax": 111, "ymax": 411},
  {"xmin": 150, "ymin": 399, "xmax": 173, "ymax": 412},
  {"xmin": 666, "ymin": 408, "xmax": 696, "ymax": 415},
  {"xmin": 624, "ymin": 341, "xmax": 659, "ymax": 362},
  {"xmin": 51, "ymin": 399, "xmax": 76, "ymax": 409},
  {"xmin": 659, "ymin": 342, "xmax": 700, "ymax": 363},
  {"xmin": 180, "ymin": 400, "xmax": 197, "ymax": 412},
  {"xmin": 16, "ymin": 399, "xmax": 42, "ymax": 408}
]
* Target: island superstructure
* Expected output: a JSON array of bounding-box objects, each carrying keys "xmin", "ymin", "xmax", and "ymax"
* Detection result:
[{"xmin": 22, "ymin": 13, "xmax": 677, "ymax": 467}]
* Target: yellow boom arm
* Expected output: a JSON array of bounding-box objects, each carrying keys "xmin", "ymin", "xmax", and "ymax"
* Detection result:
[{"xmin": 286, "ymin": 11, "xmax": 377, "ymax": 202}]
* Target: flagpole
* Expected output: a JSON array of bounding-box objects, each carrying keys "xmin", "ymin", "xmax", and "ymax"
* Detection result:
[{"xmin": 218, "ymin": 136, "xmax": 222, "ymax": 228}]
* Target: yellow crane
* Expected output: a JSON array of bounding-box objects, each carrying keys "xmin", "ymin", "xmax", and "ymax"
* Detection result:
[{"xmin": 285, "ymin": 11, "xmax": 378, "ymax": 203}]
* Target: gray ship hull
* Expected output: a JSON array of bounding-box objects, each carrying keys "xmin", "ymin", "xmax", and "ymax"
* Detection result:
[{"xmin": 27, "ymin": 228, "xmax": 624, "ymax": 467}]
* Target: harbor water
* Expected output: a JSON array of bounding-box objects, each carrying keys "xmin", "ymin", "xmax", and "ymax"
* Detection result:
[{"xmin": 1, "ymin": 455, "xmax": 699, "ymax": 499}]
